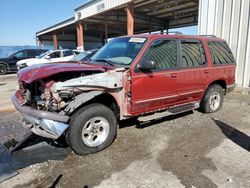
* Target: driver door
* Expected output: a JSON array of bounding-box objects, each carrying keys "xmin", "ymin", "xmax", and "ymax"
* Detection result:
[{"xmin": 131, "ymin": 39, "xmax": 180, "ymax": 115}]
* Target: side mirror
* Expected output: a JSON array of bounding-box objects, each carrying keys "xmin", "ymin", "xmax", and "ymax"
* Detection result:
[
  {"xmin": 139, "ymin": 59, "xmax": 156, "ymax": 71},
  {"xmin": 44, "ymin": 55, "xmax": 50, "ymax": 59}
]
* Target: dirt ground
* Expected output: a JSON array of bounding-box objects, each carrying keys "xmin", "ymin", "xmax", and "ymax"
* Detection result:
[
  {"xmin": 0, "ymin": 73, "xmax": 16, "ymax": 111},
  {"xmin": 0, "ymin": 74, "xmax": 250, "ymax": 188}
]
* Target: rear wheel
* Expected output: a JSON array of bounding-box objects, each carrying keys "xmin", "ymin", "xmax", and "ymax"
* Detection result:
[
  {"xmin": 67, "ymin": 103, "xmax": 117, "ymax": 155},
  {"xmin": 0, "ymin": 64, "xmax": 7, "ymax": 75},
  {"xmin": 200, "ymin": 84, "xmax": 224, "ymax": 113}
]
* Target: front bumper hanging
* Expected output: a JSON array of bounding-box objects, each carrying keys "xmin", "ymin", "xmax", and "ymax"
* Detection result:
[{"xmin": 12, "ymin": 95, "xmax": 69, "ymax": 139}]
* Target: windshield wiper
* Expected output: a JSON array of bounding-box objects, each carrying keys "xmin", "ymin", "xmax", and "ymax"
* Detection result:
[{"xmin": 93, "ymin": 59, "xmax": 115, "ymax": 66}]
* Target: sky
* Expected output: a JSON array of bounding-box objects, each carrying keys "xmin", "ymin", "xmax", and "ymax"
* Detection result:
[
  {"xmin": 0, "ymin": 0, "xmax": 87, "ymax": 46},
  {"xmin": 0, "ymin": 0, "xmax": 197, "ymax": 46}
]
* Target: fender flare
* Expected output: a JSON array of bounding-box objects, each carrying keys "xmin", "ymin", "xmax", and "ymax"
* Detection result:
[{"xmin": 64, "ymin": 91, "xmax": 104, "ymax": 114}]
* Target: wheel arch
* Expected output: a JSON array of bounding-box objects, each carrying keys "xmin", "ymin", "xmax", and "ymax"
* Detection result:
[
  {"xmin": 65, "ymin": 91, "xmax": 120, "ymax": 119},
  {"xmin": 0, "ymin": 61, "xmax": 10, "ymax": 71},
  {"xmin": 206, "ymin": 80, "xmax": 226, "ymax": 94}
]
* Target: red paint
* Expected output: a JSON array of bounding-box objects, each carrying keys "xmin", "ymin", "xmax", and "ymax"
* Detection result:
[
  {"xmin": 16, "ymin": 34, "xmax": 236, "ymax": 118},
  {"xmin": 129, "ymin": 35, "xmax": 236, "ymax": 116}
]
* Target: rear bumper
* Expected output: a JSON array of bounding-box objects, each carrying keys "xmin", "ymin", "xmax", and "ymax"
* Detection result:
[
  {"xmin": 11, "ymin": 95, "xmax": 69, "ymax": 139},
  {"xmin": 226, "ymin": 83, "xmax": 237, "ymax": 93}
]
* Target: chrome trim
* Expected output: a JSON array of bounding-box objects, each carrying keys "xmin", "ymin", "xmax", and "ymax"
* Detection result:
[
  {"xmin": 22, "ymin": 114, "xmax": 69, "ymax": 139},
  {"xmin": 134, "ymin": 94, "xmax": 178, "ymax": 104},
  {"xmin": 134, "ymin": 90, "xmax": 204, "ymax": 104},
  {"xmin": 179, "ymin": 90, "xmax": 204, "ymax": 96}
]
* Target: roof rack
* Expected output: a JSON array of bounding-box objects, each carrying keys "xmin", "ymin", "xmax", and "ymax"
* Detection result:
[
  {"xmin": 167, "ymin": 31, "xmax": 183, "ymax": 35},
  {"xmin": 156, "ymin": 31, "xmax": 183, "ymax": 35},
  {"xmin": 199, "ymin": 35, "xmax": 217, "ymax": 37}
]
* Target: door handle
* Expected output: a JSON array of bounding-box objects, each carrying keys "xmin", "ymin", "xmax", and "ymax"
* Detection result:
[
  {"xmin": 204, "ymin": 70, "xmax": 209, "ymax": 74},
  {"xmin": 171, "ymin": 73, "xmax": 178, "ymax": 78},
  {"xmin": 165, "ymin": 73, "xmax": 178, "ymax": 78}
]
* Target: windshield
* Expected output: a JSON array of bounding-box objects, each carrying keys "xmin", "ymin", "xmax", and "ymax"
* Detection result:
[
  {"xmin": 91, "ymin": 37, "xmax": 146, "ymax": 65},
  {"xmin": 72, "ymin": 50, "xmax": 98, "ymax": 61},
  {"xmin": 71, "ymin": 52, "xmax": 90, "ymax": 61},
  {"xmin": 36, "ymin": 50, "xmax": 52, "ymax": 59}
]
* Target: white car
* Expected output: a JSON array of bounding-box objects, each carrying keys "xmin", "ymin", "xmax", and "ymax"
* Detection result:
[{"xmin": 17, "ymin": 49, "xmax": 76, "ymax": 69}]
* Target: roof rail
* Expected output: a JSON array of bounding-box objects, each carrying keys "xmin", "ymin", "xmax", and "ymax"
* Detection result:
[
  {"xmin": 199, "ymin": 35, "xmax": 217, "ymax": 37},
  {"xmin": 165, "ymin": 31, "xmax": 183, "ymax": 35}
]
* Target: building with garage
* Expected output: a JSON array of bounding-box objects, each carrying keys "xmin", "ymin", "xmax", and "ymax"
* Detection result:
[{"xmin": 36, "ymin": 0, "xmax": 250, "ymax": 88}]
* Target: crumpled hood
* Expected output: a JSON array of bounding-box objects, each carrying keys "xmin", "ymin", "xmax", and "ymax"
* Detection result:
[{"xmin": 18, "ymin": 62, "xmax": 111, "ymax": 83}]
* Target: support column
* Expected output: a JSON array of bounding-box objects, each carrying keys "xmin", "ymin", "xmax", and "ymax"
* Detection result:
[
  {"xmin": 76, "ymin": 22, "xmax": 84, "ymax": 50},
  {"xmin": 149, "ymin": 18, "xmax": 152, "ymax": 34},
  {"xmin": 53, "ymin": 33, "xmax": 58, "ymax": 49},
  {"xmin": 37, "ymin": 37, "xmax": 42, "ymax": 47},
  {"xmin": 127, "ymin": 1, "xmax": 134, "ymax": 35},
  {"xmin": 104, "ymin": 15, "xmax": 108, "ymax": 43}
]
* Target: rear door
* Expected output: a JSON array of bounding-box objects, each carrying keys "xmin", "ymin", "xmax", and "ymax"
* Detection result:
[
  {"xmin": 131, "ymin": 39, "xmax": 180, "ymax": 115},
  {"xmin": 176, "ymin": 39, "xmax": 208, "ymax": 103}
]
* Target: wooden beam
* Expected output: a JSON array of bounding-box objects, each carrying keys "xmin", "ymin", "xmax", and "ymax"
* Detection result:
[
  {"xmin": 127, "ymin": 1, "xmax": 134, "ymax": 35},
  {"xmin": 53, "ymin": 33, "xmax": 58, "ymax": 49}
]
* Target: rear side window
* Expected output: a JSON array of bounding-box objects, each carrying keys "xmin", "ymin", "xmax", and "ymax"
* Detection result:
[
  {"xmin": 63, "ymin": 50, "xmax": 74, "ymax": 57},
  {"xmin": 180, "ymin": 40, "xmax": 206, "ymax": 68},
  {"xmin": 49, "ymin": 52, "xmax": 60, "ymax": 58},
  {"xmin": 37, "ymin": 50, "xmax": 47, "ymax": 56},
  {"xmin": 208, "ymin": 42, "xmax": 235, "ymax": 64},
  {"xmin": 26, "ymin": 50, "xmax": 37, "ymax": 57},
  {"xmin": 142, "ymin": 39, "xmax": 177, "ymax": 71}
]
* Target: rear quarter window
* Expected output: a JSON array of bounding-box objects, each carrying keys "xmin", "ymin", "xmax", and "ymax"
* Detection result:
[
  {"xmin": 63, "ymin": 50, "xmax": 74, "ymax": 57},
  {"xmin": 208, "ymin": 41, "xmax": 236, "ymax": 64}
]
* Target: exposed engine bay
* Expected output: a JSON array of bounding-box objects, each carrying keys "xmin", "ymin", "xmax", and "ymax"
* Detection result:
[{"xmin": 19, "ymin": 70, "xmax": 124, "ymax": 113}]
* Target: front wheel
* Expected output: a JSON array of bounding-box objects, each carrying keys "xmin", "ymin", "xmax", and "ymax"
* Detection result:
[
  {"xmin": 67, "ymin": 103, "xmax": 117, "ymax": 155},
  {"xmin": 200, "ymin": 84, "xmax": 224, "ymax": 113},
  {"xmin": 0, "ymin": 64, "xmax": 7, "ymax": 75}
]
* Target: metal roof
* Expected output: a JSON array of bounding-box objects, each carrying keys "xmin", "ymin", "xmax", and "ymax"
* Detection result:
[
  {"xmin": 37, "ymin": 17, "xmax": 76, "ymax": 36},
  {"xmin": 37, "ymin": 0, "xmax": 199, "ymax": 38}
]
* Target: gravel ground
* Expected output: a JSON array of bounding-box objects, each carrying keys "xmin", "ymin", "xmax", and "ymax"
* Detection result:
[{"xmin": 0, "ymin": 92, "xmax": 250, "ymax": 188}]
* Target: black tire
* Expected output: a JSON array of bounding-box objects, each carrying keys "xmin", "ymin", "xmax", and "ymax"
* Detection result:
[
  {"xmin": 200, "ymin": 84, "xmax": 224, "ymax": 113},
  {"xmin": 0, "ymin": 64, "xmax": 7, "ymax": 75},
  {"xmin": 67, "ymin": 103, "xmax": 117, "ymax": 155}
]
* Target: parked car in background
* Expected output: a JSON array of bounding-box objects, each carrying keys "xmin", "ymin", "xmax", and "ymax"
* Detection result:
[
  {"xmin": 0, "ymin": 49, "xmax": 47, "ymax": 75},
  {"xmin": 73, "ymin": 49, "xmax": 84, "ymax": 55},
  {"xmin": 17, "ymin": 49, "xmax": 76, "ymax": 69},
  {"xmin": 71, "ymin": 49, "xmax": 98, "ymax": 62},
  {"xmin": 12, "ymin": 34, "xmax": 236, "ymax": 155}
]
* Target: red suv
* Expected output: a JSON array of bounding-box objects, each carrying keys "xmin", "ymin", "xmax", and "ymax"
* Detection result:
[{"xmin": 12, "ymin": 34, "xmax": 236, "ymax": 155}]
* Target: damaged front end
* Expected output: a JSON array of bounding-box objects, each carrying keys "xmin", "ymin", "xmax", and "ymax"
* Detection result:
[{"xmin": 12, "ymin": 63, "xmax": 126, "ymax": 140}]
